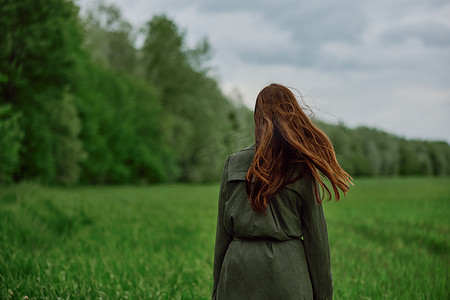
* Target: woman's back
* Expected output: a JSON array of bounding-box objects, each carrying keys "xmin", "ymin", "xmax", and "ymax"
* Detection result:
[
  {"xmin": 213, "ymin": 145, "xmax": 333, "ymax": 300},
  {"xmin": 224, "ymin": 144, "xmax": 304, "ymax": 241}
]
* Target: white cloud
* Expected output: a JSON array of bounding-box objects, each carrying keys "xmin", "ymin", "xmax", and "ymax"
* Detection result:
[{"xmin": 174, "ymin": 7, "xmax": 300, "ymax": 63}]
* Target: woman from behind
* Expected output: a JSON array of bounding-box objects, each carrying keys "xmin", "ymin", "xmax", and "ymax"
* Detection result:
[{"xmin": 212, "ymin": 83, "xmax": 352, "ymax": 300}]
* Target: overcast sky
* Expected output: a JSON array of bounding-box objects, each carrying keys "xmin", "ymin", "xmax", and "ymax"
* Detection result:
[{"xmin": 77, "ymin": 0, "xmax": 450, "ymax": 143}]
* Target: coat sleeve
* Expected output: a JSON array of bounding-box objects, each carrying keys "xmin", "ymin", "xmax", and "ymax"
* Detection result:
[
  {"xmin": 300, "ymin": 181, "xmax": 333, "ymax": 300},
  {"xmin": 212, "ymin": 156, "xmax": 231, "ymax": 299}
]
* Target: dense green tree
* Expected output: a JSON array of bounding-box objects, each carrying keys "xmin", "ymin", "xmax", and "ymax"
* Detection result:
[
  {"xmin": 0, "ymin": 104, "xmax": 23, "ymax": 183},
  {"xmin": 140, "ymin": 15, "xmax": 243, "ymax": 181},
  {"xmin": 71, "ymin": 56, "xmax": 170, "ymax": 183},
  {"xmin": 82, "ymin": 2, "xmax": 137, "ymax": 74},
  {"xmin": 49, "ymin": 93, "xmax": 85, "ymax": 184},
  {"xmin": 414, "ymin": 142, "xmax": 434, "ymax": 175},
  {"xmin": 141, "ymin": 15, "xmax": 189, "ymax": 104},
  {"xmin": 75, "ymin": 4, "xmax": 173, "ymax": 183},
  {"xmin": 399, "ymin": 139, "xmax": 421, "ymax": 175},
  {"xmin": 426, "ymin": 141, "xmax": 450, "ymax": 175},
  {"xmin": 352, "ymin": 128, "xmax": 378, "ymax": 176},
  {"xmin": 0, "ymin": 0, "xmax": 85, "ymax": 184}
]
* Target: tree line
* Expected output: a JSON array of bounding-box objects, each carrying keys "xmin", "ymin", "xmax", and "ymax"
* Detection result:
[
  {"xmin": 0, "ymin": 0, "xmax": 448, "ymax": 185},
  {"xmin": 318, "ymin": 122, "xmax": 450, "ymax": 177}
]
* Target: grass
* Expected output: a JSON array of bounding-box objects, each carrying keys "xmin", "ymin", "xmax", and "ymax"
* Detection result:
[{"xmin": 0, "ymin": 178, "xmax": 448, "ymax": 299}]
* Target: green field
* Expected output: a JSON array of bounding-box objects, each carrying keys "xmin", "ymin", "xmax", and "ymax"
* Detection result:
[{"xmin": 1, "ymin": 178, "xmax": 449, "ymax": 299}]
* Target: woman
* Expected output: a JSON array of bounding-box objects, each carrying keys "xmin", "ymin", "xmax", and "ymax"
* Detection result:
[{"xmin": 212, "ymin": 83, "xmax": 352, "ymax": 300}]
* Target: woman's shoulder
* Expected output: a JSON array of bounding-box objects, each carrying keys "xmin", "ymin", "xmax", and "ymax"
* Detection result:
[
  {"xmin": 231, "ymin": 143, "xmax": 255, "ymax": 157},
  {"xmin": 224, "ymin": 144, "xmax": 255, "ymax": 178}
]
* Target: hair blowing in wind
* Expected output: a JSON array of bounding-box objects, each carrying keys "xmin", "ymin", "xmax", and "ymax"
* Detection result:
[{"xmin": 246, "ymin": 84, "xmax": 353, "ymax": 214}]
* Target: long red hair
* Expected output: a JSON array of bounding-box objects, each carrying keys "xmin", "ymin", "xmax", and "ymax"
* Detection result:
[{"xmin": 246, "ymin": 83, "xmax": 353, "ymax": 213}]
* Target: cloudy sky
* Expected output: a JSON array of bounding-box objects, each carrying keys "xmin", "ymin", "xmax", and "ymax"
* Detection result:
[{"xmin": 77, "ymin": 0, "xmax": 450, "ymax": 142}]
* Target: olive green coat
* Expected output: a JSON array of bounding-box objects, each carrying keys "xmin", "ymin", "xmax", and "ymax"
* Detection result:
[{"xmin": 212, "ymin": 145, "xmax": 333, "ymax": 300}]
